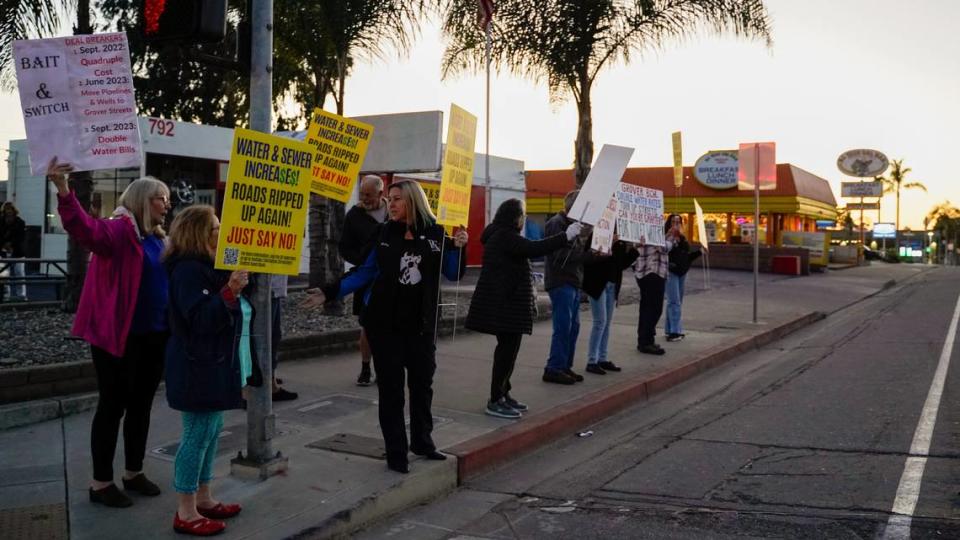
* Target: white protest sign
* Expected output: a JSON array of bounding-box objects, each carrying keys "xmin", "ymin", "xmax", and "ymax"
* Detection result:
[
  {"xmin": 568, "ymin": 144, "xmax": 634, "ymax": 225},
  {"xmin": 615, "ymin": 183, "xmax": 665, "ymax": 247},
  {"xmin": 590, "ymin": 196, "xmax": 618, "ymax": 254},
  {"xmin": 694, "ymin": 198, "xmax": 708, "ymax": 252},
  {"xmin": 14, "ymin": 32, "xmax": 141, "ymax": 175}
]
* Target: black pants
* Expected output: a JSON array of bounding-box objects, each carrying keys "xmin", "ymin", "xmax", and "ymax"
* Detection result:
[
  {"xmin": 490, "ymin": 333, "xmax": 523, "ymax": 402},
  {"xmin": 637, "ymin": 273, "xmax": 666, "ymax": 347},
  {"xmin": 90, "ymin": 332, "xmax": 167, "ymax": 482},
  {"xmin": 366, "ymin": 328, "xmax": 437, "ymax": 467}
]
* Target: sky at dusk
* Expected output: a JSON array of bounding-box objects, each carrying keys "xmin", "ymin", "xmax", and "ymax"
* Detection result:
[{"xmin": 2, "ymin": 0, "xmax": 957, "ymax": 229}]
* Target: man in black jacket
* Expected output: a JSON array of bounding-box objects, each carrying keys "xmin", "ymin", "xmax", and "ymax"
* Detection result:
[
  {"xmin": 339, "ymin": 175, "xmax": 388, "ymax": 386},
  {"xmin": 1, "ymin": 202, "xmax": 27, "ymax": 301}
]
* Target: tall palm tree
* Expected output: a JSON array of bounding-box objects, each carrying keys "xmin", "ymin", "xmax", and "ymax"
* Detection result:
[
  {"xmin": 274, "ymin": 0, "xmax": 425, "ymax": 305},
  {"xmin": 440, "ymin": 0, "xmax": 771, "ymax": 186},
  {"xmin": 878, "ymin": 159, "xmax": 927, "ymax": 232}
]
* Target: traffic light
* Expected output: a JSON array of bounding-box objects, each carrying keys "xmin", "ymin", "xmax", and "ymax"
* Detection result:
[{"xmin": 142, "ymin": 0, "xmax": 228, "ymax": 43}]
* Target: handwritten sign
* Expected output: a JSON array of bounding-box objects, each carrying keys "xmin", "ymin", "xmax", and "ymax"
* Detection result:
[
  {"xmin": 590, "ymin": 197, "xmax": 618, "ymax": 254},
  {"xmin": 14, "ymin": 32, "xmax": 141, "ymax": 175},
  {"xmin": 436, "ymin": 104, "xmax": 477, "ymax": 227},
  {"xmin": 216, "ymin": 129, "xmax": 312, "ymax": 275},
  {"xmin": 305, "ymin": 108, "xmax": 374, "ymax": 202},
  {"xmin": 615, "ymin": 183, "xmax": 664, "ymax": 247}
]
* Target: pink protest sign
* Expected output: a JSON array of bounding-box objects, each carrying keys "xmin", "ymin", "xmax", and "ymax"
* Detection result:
[{"xmin": 737, "ymin": 142, "xmax": 776, "ymax": 191}]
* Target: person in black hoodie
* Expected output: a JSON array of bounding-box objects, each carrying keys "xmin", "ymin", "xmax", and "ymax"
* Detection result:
[
  {"xmin": 664, "ymin": 214, "xmax": 701, "ymax": 342},
  {"xmin": 305, "ymin": 180, "xmax": 468, "ymax": 474},
  {"xmin": 466, "ymin": 199, "xmax": 581, "ymax": 419},
  {"xmin": 164, "ymin": 205, "xmax": 247, "ymax": 536},
  {"xmin": 582, "ymin": 235, "xmax": 639, "ymax": 374},
  {"xmin": 0, "ymin": 201, "xmax": 27, "ymax": 301}
]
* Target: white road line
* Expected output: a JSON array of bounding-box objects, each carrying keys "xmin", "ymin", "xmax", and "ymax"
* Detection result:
[
  {"xmin": 883, "ymin": 291, "xmax": 960, "ymax": 539},
  {"xmin": 297, "ymin": 400, "xmax": 333, "ymax": 412}
]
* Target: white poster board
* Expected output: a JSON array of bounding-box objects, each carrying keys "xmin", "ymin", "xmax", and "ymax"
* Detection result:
[
  {"xmin": 14, "ymin": 32, "xmax": 141, "ymax": 175},
  {"xmin": 694, "ymin": 198, "xmax": 708, "ymax": 251},
  {"xmin": 568, "ymin": 144, "xmax": 634, "ymax": 225},
  {"xmin": 590, "ymin": 196, "xmax": 618, "ymax": 254},
  {"xmin": 615, "ymin": 183, "xmax": 664, "ymax": 247}
]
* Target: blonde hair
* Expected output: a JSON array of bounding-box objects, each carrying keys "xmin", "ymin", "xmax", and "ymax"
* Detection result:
[
  {"xmin": 118, "ymin": 177, "xmax": 169, "ymax": 238},
  {"xmin": 1, "ymin": 201, "xmax": 19, "ymax": 216},
  {"xmin": 389, "ymin": 180, "xmax": 436, "ymax": 229},
  {"xmin": 165, "ymin": 205, "xmax": 216, "ymax": 261}
]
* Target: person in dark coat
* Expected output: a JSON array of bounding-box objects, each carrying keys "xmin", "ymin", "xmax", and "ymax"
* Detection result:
[
  {"xmin": 305, "ymin": 180, "xmax": 468, "ymax": 474},
  {"xmin": 164, "ymin": 205, "xmax": 247, "ymax": 536},
  {"xmin": 466, "ymin": 199, "xmax": 581, "ymax": 419},
  {"xmin": 0, "ymin": 201, "xmax": 27, "ymax": 301},
  {"xmin": 339, "ymin": 175, "xmax": 389, "ymax": 386},
  {"xmin": 664, "ymin": 214, "xmax": 701, "ymax": 342},
  {"xmin": 582, "ymin": 237, "xmax": 639, "ymax": 374}
]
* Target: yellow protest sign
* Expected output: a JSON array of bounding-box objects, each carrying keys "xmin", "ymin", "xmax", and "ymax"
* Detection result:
[
  {"xmin": 672, "ymin": 131, "xmax": 683, "ymax": 188},
  {"xmin": 305, "ymin": 108, "xmax": 374, "ymax": 202},
  {"xmin": 418, "ymin": 180, "xmax": 441, "ymax": 214},
  {"xmin": 216, "ymin": 128, "xmax": 312, "ymax": 275},
  {"xmin": 436, "ymin": 104, "xmax": 477, "ymax": 227}
]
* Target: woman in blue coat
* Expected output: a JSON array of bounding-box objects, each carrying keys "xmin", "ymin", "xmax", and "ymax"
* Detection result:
[
  {"xmin": 305, "ymin": 180, "xmax": 468, "ymax": 474},
  {"xmin": 164, "ymin": 205, "xmax": 249, "ymax": 536}
]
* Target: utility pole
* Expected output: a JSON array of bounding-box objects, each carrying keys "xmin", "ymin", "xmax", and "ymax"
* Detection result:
[{"xmin": 231, "ymin": 0, "xmax": 287, "ymax": 479}]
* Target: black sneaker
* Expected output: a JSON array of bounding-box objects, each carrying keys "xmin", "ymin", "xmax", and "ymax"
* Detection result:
[
  {"xmin": 89, "ymin": 484, "xmax": 133, "ymax": 508},
  {"xmin": 565, "ymin": 369, "xmax": 584, "ymax": 382},
  {"xmin": 485, "ymin": 399, "xmax": 521, "ymax": 419},
  {"xmin": 122, "ymin": 474, "xmax": 160, "ymax": 496},
  {"xmin": 638, "ymin": 344, "xmax": 666, "ymax": 355},
  {"xmin": 542, "ymin": 370, "xmax": 576, "ymax": 385},
  {"xmin": 597, "ymin": 361, "xmax": 622, "ymax": 372},
  {"xmin": 273, "ymin": 387, "xmax": 298, "ymax": 401},
  {"xmin": 666, "ymin": 333, "xmax": 683, "ymax": 342},
  {"xmin": 585, "ymin": 364, "xmax": 606, "ymax": 375},
  {"xmin": 356, "ymin": 365, "xmax": 372, "ymax": 386},
  {"xmin": 503, "ymin": 395, "xmax": 528, "ymax": 412}
]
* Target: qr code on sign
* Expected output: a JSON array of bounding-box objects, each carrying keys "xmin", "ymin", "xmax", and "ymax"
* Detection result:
[{"xmin": 223, "ymin": 248, "xmax": 240, "ymax": 266}]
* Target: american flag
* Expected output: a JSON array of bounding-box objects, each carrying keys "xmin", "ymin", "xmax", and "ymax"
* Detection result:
[{"xmin": 477, "ymin": 0, "xmax": 496, "ymax": 30}]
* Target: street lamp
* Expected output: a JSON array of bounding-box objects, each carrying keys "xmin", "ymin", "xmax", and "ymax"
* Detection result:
[{"xmin": 928, "ymin": 231, "xmax": 935, "ymax": 264}]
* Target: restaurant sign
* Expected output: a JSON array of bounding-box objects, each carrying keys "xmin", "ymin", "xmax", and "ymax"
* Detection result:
[{"xmin": 693, "ymin": 150, "xmax": 738, "ymax": 190}]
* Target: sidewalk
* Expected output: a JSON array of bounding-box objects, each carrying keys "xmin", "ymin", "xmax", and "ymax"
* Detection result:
[{"xmin": 0, "ymin": 264, "xmax": 929, "ymax": 539}]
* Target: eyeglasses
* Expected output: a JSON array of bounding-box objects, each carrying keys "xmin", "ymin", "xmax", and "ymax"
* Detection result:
[{"xmin": 152, "ymin": 196, "xmax": 170, "ymax": 204}]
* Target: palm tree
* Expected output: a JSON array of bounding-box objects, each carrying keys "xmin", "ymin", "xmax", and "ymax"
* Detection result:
[
  {"xmin": 878, "ymin": 159, "xmax": 927, "ymax": 232},
  {"xmin": 274, "ymin": 0, "xmax": 425, "ymax": 304},
  {"xmin": 440, "ymin": 0, "xmax": 771, "ymax": 186}
]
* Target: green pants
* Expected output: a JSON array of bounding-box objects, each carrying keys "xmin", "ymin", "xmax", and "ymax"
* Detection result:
[{"xmin": 173, "ymin": 411, "xmax": 223, "ymax": 494}]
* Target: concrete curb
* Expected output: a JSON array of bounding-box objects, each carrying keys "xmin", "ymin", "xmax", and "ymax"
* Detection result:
[
  {"xmin": 0, "ymin": 391, "xmax": 99, "ymax": 430},
  {"xmin": 447, "ymin": 311, "xmax": 826, "ymax": 482},
  {"xmin": 289, "ymin": 458, "xmax": 458, "ymax": 540}
]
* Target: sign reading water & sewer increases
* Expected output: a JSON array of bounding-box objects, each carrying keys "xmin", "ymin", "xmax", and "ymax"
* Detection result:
[
  {"xmin": 305, "ymin": 108, "xmax": 374, "ymax": 202},
  {"xmin": 615, "ymin": 183, "xmax": 665, "ymax": 247},
  {"xmin": 437, "ymin": 104, "xmax": 478, "ymax": 227},
  {"xmin": 216, "ymin": 129, "xmax": 312, "ymax": 276},
  {"xmin": 14, "ymin": 32, "xmax": 141, "ymax": 175}
]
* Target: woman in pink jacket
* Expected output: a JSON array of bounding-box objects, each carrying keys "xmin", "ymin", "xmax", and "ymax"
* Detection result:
[{"xmin": 47, "ymin": 158, "xmax": 171, "ymax": 508}]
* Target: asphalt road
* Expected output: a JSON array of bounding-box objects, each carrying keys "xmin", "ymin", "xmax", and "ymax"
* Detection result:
[{"xmin": 357, "ymin": 267, "xmax": 960, "ymax": 539}]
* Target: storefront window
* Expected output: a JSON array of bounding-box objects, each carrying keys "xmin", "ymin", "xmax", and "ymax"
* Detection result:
[
  {"xmin": 696, "ymin": 213, "xmax": 729, "ymax": 244},
  {"xmin": 45, "ymin": 167, "xmax": 139, "ymax": 233},
  {"xmin": 732, "ymin": 214, "xmax": 770, "ymax": 245}
]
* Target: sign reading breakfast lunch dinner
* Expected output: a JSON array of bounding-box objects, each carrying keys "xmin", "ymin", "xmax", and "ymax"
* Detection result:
[
  {"xmin": 693, "ymin": 150, "xmax": 738, "ymax": 190},
  {"xmin": 14, "ymin": 32, "xmax": 141, "ymax": 175},
  {"xmin": 216, "ymin": 128, "xmax": 312, "ymax": 276},
  {"xmin": 305, "ymin": 108, "xmax": 374, "ymax": 202}
]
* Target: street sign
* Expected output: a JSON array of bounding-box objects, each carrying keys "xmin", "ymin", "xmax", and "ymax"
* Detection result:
[
  {"xmin": 737, "ymin": 142, "xmax": 776, "ymax": 191},
  {"xmin": 845, "ymin": 202, "xmax": 880, "ymax": 211},
  {"xmin": 837, "ymin": 149, "xmax": 888, "ymax": 177},
  {"xmin": 842, "ymin": 181, "xmax": 882, "ymax": 198},
  {"xmin": 873, "ymin": 223, "xmax": 896, "ymax": 238},
  {"xmin": 693, "ymin": 150, "xmax": 738, "ymax": 190}
]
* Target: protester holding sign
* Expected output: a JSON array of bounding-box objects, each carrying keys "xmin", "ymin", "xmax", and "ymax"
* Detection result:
[
  {"xmin": 164, "ymin": 205, "xmax": 247, "ymax": 536},
  {"xmin": 46, "ymin": 157, "xmax": 170, "ymax": 508},
  {"xmin": 665, "ymin": 214, "xmax": 701, "ymax": 343},
  {"xmin": 582, "ymin": 235, "xmax": 638, "ymax": 374},
  {"xmin": 303, "ymin": 180, "xmax": 468, "ymax": 474},
  {"xmin": 466, "ymin": 198, "xmax": 581, "ymax": 419},
  {"xmin": 634, "ymin": 238, "xmax": 669, "ymax": 356}
]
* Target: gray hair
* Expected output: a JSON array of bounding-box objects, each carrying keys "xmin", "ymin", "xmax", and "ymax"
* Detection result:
[
  {"xmin": 360, "ymin": 174, "xmax": 384, "ymax": 191},
  {"xmin": 118, "ymin": 177, "xmax": 169, "ymax": 238}
]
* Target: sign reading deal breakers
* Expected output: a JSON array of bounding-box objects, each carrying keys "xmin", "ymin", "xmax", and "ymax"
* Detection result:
[{"xmin": 14, "ymin": 32, "xmax": 141, "ymax": 174}]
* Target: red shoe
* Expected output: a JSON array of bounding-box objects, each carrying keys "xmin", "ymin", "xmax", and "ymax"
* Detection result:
[
  {"xmin": 173, "ymin": 513, "xmax": 226, "ymax": 536},
  {"xmin": 197, "ymin": 502, "xmax": 242, "ymax": 520}
]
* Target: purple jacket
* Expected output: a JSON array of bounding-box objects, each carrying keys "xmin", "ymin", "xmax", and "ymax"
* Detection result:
[{"xmin": 58, "ymin": 191, "xmax": 151, "ymax": 357}]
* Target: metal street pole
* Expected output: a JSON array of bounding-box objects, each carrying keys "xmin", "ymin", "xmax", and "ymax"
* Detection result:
[
  {"xmin": 752, "ymin": 143, "xmax": 759, "ymax": 325},
  {"xmin": 484, "ymin": 21, "xmax": 492, "ymax": 225},
  {"xmin": 231, "ymin": 0, "xmax": 287, "ymax": 479}
]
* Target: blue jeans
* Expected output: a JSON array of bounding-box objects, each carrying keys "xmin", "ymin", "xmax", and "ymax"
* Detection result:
[
  {"xmin": 665, "ymin": 272, "xmax": 686, "ymax": 335},
  {"xmin": 587, "ymin": 283, "xmax": 616, "ymax": 364},
  {"xmin": 546, "ymin": 285, "xmax": 580, "ymax": 372}
]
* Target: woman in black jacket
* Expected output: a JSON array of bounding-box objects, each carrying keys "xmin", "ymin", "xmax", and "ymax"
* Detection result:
[
  {"xmin": 0, "ymin": 201, "xmax": 27, "ymax": 301},
  {"xmin": 582, "ymin": 237, "xmax": 638, "ymax": 375},
  {"xmin": 664, "ymin": 214, "xmax": 701, "ymax": 342},
  {"xmin": 306, "ymin": 180, "xmax": 468, "ymax": 474},
  {"xmin": 465, "ymin": 199, "xmax": 581, "ymax": 419}
]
